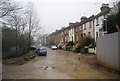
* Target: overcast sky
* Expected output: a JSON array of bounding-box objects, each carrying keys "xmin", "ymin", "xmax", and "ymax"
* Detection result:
[{"xmin": 19, "ymin": 0, "xmax": 115, "ymax": 34}]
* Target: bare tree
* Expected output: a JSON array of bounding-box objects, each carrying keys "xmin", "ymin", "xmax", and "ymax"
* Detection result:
[
  {"xmin": 0, "ymin": 0, "xmax": 21, "ymax": 18},
  {"xmin": 26, "ymin": 2, "xmax": 42, "ymax": 48},
  {"xmin": 1, "ymin": 0, "xmax": 42, "ymax": 59},
  {"xmin": 1, "ymin": 1, "xmax": 28, "ymax": 55}
]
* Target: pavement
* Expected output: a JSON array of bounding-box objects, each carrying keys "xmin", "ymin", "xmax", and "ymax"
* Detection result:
[{"xmin": 2, "ymin": 47, "xmax": 120, "ymax": 79}]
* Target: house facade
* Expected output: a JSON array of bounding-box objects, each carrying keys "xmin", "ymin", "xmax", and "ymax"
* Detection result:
[
  {"xmin": 75, "ymin": 25, "xmax": 82, "ymax": 42},
  {"xmin": 94, "ymin": 4, "xmax": 111, "ymax": 41},
  {"xmin": 82, "ymin": 15, "xmax": 95, "ymax": 38},
  {"xmin": 62, "ymin": 27, "xmax": 69, "ymax": 44},
  {"xmin": 45, "ymin": 3, "xmax": 113, "ymax": 46},
  {"xmin": 68, "ymin": 23, "xmax": 76, "ymax": 42},
  {"xmin": 45, "ymin": 27, "xmax": 69, "ymax": 47},
  {"xmin": 39, "ymin": 34, "xmax": 48, "ymax": 45},
  {"xmin": 55, "ymin": 27, "xmax": 69, "ymax": 47},
  {"xmin": 74, "ymin": 23, "xmax": 83, "ymax": 42}
]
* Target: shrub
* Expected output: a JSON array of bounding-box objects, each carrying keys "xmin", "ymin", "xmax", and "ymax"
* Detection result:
[
  {"xmin": 79, "ymin": 36, "xmax": 95, "ymax": 47},
  {"xmin": 2, "ymin": 27, "xmax": 34, "ymax": 59},
  {"xmin": 73, "ymin": 36, "xmax": 95, "ymax": 53},
  {"xmin": 64, "ymin": 41, "xmax": 74, "ymax": 51},
  {"xmin": 66, "ymin": 41, "xmax": 74, "ymax": 46}
]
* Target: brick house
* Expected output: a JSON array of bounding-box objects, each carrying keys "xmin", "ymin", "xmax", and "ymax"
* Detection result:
[
  {"xmin": 47, "ymin": 27, "xmax": 69, "ymax": 47},
  {"xmin": 40, "ymin": 34, "xmax": 48, "ymax": 45},
  {"xmin": 74, "ymin": 22, "xmax": 83, "ymax": 42},
  {"xmin": 82, "ymin": 15, "xmax": 95, "ymax": 38},
  {"xmin": 60, "ymin": 27, "xmax": 69, "ymax": 45}
]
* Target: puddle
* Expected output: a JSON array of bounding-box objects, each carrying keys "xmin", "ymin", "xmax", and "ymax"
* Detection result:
[
  {"xmin": 43, "ymin": 66, "xmax": 55, "ymax": 70},
  {"xmin": 72, "ymin": 64, "xmax": 77, "ymax": 72}
]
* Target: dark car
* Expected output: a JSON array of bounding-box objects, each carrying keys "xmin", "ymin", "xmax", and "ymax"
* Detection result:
[
  {"xmin": 37, "ymin": 48, "xmax": 47, "ymax": 56},
  {"xmin": 29, "ymin": 46, "xmax": 37, "ymax": 50}
]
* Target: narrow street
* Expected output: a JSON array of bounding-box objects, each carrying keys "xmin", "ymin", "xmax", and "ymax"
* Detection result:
[{"xmin": 3, "ymin": 47, "xmax": 120, "ymax": 79}]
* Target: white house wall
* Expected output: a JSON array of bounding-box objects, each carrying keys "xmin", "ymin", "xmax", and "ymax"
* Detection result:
[
  {"xmin": 68, "ymin": 28, "xmax": 75, "ymax": 42},
  {"xmin": 94, "ymin": 15, "xmax": 104, "ymax": 41}
]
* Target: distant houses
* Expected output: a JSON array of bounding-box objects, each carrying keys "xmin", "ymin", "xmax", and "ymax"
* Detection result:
[{"xmin": 40, "ymin": 3, "xmax": 112, "ymax": 46}]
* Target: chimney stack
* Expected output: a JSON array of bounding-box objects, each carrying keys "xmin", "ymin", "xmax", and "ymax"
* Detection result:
[
  {"xmin": 80, "ymin": 16, "xmax": 87, "ymax": 21},
  {"xmin": 100, "ymin": 3, "xmax": 110, "ymax": 11},
  {"xmin": 69, "ymin": 23, "xmax": 74, "ymax": 26}
]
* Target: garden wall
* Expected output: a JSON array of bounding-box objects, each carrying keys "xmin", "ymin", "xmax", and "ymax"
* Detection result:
[{"xmin": 97, "ymin": 32, "xmax": 120, "ymax": 71}]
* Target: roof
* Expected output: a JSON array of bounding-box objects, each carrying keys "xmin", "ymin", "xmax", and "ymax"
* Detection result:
[
  {"xmin": 68, "ymin": 22, "xmax": 80, "ymax": 29},
  {"xmin": 95, "ymin": 8, "xmax": 111, "ymax": 18},
  {"xmin": 80, "ymin": 15, "xmax": 94, "ymax": 25},
  {"xmin": 68, "ymin": 15, "xmax": 95, "ymax": 29},
  {"xmin": 48, "ymin": 15, "xmax": 95, "ymax": 36}
]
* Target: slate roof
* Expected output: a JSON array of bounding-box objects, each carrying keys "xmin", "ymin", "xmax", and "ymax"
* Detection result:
[
  {"xmin": 67, "ymin": 15, "xmax": 95, "ymax": 29},
  {"xmin": 95, "ymin": 8, "xmax": 111, "ymax": 18}
]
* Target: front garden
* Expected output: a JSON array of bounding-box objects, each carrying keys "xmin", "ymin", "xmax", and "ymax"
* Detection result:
[{"xmin": 62, "ymin": 36, "xmax": 96, "ymax": 54}]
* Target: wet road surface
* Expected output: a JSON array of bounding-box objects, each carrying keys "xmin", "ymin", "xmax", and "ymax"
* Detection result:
[{"xmin": 3, "ymin": 47, "xmax": 120, "ymax": 79}]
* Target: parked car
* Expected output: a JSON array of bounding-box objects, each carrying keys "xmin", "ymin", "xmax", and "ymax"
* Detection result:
[
  {"xmin": 35, "ymin": 45, "xmax": 42, "ymax": 52},
  {"xmin": 30, "ymin": 44, "xmax": 41, "ymax": 50},
  {"xmin": 51, "ymin": 45, "xmax": 58, "ymax": 50},
  {"xmin": 37, "ymin": 48, "xmax": 47, "ymax": 56},
  {"xmin": 29, "ymin": 46, "xmax": 37, "ymax": 50}
]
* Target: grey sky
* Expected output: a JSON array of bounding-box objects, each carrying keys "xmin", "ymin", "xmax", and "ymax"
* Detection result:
[{"xmin": 21, "ymin": 0, "xmax": 114, "ymax": 34}]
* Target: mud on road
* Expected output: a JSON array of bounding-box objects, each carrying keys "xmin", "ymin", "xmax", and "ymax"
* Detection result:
[{"xmin": 2, "ymin": 47, "xmax": 120, "ymax": 79}]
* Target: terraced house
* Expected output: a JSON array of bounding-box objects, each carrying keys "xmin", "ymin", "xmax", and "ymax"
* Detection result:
[
  {"xmin": 68, "ymin": 23, "xmax": 76, "ymax": 42},
  {"xmin": 74, "ymin": 22, "xmax": 83, "ymax": 42},
  {"xmin": 60, "ymin": 27, "xmax": 69, "ymax": 45},
  {"xmin": 82, "ymin": 15, "xmax": 95, "ymax": 38},
  {"xmin": 52, "ymin": 30, "xmax": 62, "ymax": 45},
  {"xmin": 43, "ymin": 3, "xmax": 112, "ymax": 47},
  {"xmin": 94, "ymin": 4, "xmax": 111, "ymax": 41}
]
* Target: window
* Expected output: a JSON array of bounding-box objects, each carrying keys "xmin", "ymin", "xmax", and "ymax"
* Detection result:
[
  {"xmin": 61, "ymin": 38, "xmax": 64, "ymax": 42},
  {"xmin": 88, "ymin": 32, "xmax": 91, "ymax": 36},
  {"xmin": 89, "ymin": 21, "xmax": 92, "ymax": 28},
  {"xmin": 64, "ymin": 31, "xmax": 65, "ymax": 34},
  {"xmin": 96, "ymin": 32, "xmax": 98, "ymax": 37},
  {"xmin": 79, "ymin": 25, "xmax": 82, "ymax": 31},
  {"xmin": 67, "ymin": 30, "xmax": 68, "ymax": 33},
  {"xmin": 72, "ymin": 36, "xmax": 73, "ymax": 41},
  {"xmin": 84, "ymin": 24, "xmax": 86, "ymax": 30},
  {"xmin": 104, "ymin": 15, "xmax": 106, "ymax": 19},
  {"xmin": 96, "ymin": 18, "xmax": 99, "ymax": 26},
  {"xmin": 76, "ymin": 36, "xmax": 79, "ymax": 41},
  {"xmin": 61, "ymin": 32, "xmax": 63, "ymax": 36},
  {"xmin": 84, "ymin": 33, "xmax": 86, "ymax": 36},
  {"xmin": 81, "ymin": 34, "xmax": 83, "ymax": 38},
  {"xmin": 76, "ymin": 28, "xmax": 78, "ymax": 32},
  {"xmin": 68, "ymin": 37, "xmax": 69, "ymax": 41}
]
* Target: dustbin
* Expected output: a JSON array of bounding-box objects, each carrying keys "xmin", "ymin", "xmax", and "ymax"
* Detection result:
[
  {"xmin": 84, "ymin": 48, "xmax": 88, "ymax": 53},
  {"xmin": 80, "ymin": 48, "xmax": 88, "ymax": 54},
  {"xmin": 75, "ymin": 48, "xmax": 80, "ymax": 53},
  {"xmin": 66, "ymin": 46, "xmax": 70, "ymax": 51}
]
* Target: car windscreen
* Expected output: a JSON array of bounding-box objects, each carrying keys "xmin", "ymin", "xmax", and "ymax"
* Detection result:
[
  {"xmin": 52, "ymin": 45, "xmax": 57, "ymax": 47},
  {"xmin": 40, "ymin": 48, "xmax": 46, "ymax": 50}
]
